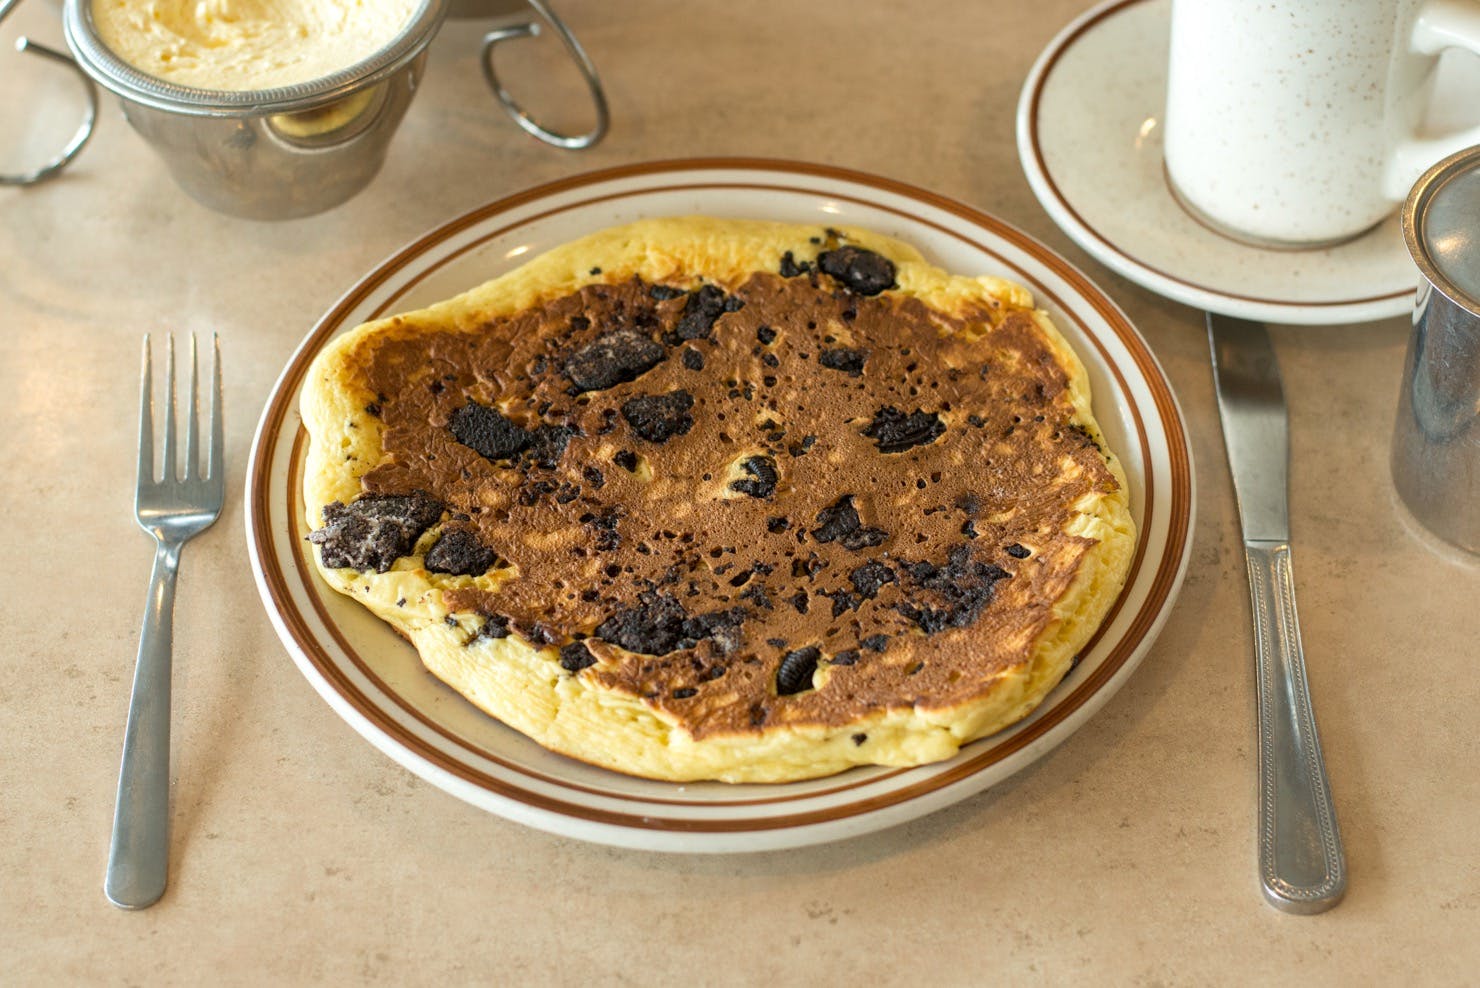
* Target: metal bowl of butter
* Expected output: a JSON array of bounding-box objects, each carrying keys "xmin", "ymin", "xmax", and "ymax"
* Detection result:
[{"xmin": 63, "ymin": 0, "xmax": 448, "ymax": 219}]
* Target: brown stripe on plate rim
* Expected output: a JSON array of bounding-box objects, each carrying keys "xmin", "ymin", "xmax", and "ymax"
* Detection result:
[
  {"xmin": 248, "ymin": 158, "xmax": 1192, "ymax": 831},
  {"xmin": 1021, "ymin": 0, "xmax": 1408, "ymax": 310}
]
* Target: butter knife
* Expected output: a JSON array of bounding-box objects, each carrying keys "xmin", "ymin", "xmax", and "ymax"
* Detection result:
[{"xmin": 1207, "ymin": 313, "xmax": 1346, "ymax": 914}]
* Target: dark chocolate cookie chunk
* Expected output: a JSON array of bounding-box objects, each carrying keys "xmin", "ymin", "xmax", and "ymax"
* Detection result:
[
  {"xmin": 448, "ymin": 402, "xmax": 531, "ymax": 461},
  {"xmin": 679, "ymin": 606, "xmax": 749, "ymax": 656},
  {"xmin": 849, "ymin": 560, "xmax": 896, "ymax": 599},
  {"xmin": 594, "ymin": 592, "xmax": 748, "ymax": 656},
  {"xmin": 671, "ymin": 285, "xmax": 741, "ymax": 342},
  {"xmin": 478, "ymin": 614, "xmax": 511, "ymax": 639},
  {"xmin": 424, "ymin": 527, "xmax": 498, "ymax": 576},
  {"xmin": 816, "ymin": 246, "xmax": 896, "ymax": 296},
  {"xmin": 621, "ymin": 390, "xmax": 695, "ymax": 443},
  {"xmin": 595, "ymin": 590, "xmax": 689, "ymax": 655},
  {"xmin": 818, "ymin": 347, "xmax": 868, "ymax": 376},
  {"xmin": 778, "ymin": 251, "xmax": 811, "ymax": 278},
  {"xmin": 776, "ymin": 646, "xmax": 821, "ymax": 695},
  {"xmin": 565, "ymin": 329, "xmax": 665, "ymax": 393},
  {"xmin": 729, "ymin": 455, "xmax": 778, "ymax": 499},
  {"xmin": 526, "ymin": 424, "xmax": 578, "ymax": 469},
  {"xmin": 863, "ymin": 406, "xmax": 946, "ymax": 453},
  {"xmin": 310, "ymin": 492, "xmax": 444, "ymax": 573},
  {"xmin": 648, "ymin": 284, "xmax": 686, "ymax": 301},
  {"xmin": 811, "ymin": 495, "xmax": 888, "ymax": 550},
  {"xmin": 559, "ymin": 641, "xmax": 597, "ymax": 673},
  {"xmin": 896, "ymin": 545, "xmax": 1012, "ymax": 634},
  {"xmin": 583, "ymin": 506, "xmax": 622, "ymax": 551}
]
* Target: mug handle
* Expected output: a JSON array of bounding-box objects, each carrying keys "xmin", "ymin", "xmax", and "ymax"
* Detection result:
[
  {"xmin": 1384, "ymin": 0, "xmax": 1480, "ymax": 199},
  {"xmin": 480, "ymin": 0, "xmax": 609, "ymax": 150}
]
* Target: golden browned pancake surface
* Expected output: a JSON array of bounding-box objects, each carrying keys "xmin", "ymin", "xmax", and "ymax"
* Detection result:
[{"xmin": 300, "ymin": 218, "xmax": 1135, "ymax": 782}]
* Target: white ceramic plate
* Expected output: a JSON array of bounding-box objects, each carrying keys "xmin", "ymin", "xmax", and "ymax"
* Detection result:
[
  {"xmin": 245, "ymin": 160, "xmax": 1195, "ymax": 852},
  {"xmin": 1014, "ymin": 0, "xmax": 1465, "ymax": 325}
]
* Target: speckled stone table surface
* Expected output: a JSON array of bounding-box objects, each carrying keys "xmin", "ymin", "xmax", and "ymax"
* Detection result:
[{"xmin": 4, "ymin": 1, "xmax": 1478, "ymax": 984}]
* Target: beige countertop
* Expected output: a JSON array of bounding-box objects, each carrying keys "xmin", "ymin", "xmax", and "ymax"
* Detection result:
[{"xmin": 5, "ymin": 1, "xmax": 1478, "ymax": 983}]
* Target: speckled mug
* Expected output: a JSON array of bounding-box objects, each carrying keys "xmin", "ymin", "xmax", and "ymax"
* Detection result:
[{"xmin": 1164, "ymin": 0, "xmax": 1480, "ymax": 247}]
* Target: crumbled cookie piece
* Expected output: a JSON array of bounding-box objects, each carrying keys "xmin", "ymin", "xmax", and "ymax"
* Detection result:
[
  {"xmin": 729, "ymin": 455, "xmax": 778, "ymax": 499},
  {"xmin": 622, "ymin": 390, "xmax": 695, "ymax": 443},
  {"xmin": 849, "ymin": 560, "xmax": 896, "ymax": 599},
  {"xmin": 424, "ymin": 528, "xmax": 498, "ymax": 576},
  {"xmin": 816, "ymin": 246, "xmax": 896, "ymax": 295},
  {"xmin": 670, "ymin": 285, "xmax": 742, "ymax": 342},
  {"xmin": 776, "ymin": 646, "xmax": 821, "ymax": 695},
  {"xmin": 583, "ymin": 506, "xmax": 622, "ymax": 551},
  {"xmin": 448, "ymin": 402, "xmax": 576, "ymax": 468},
  {"xmin": 811, "ymin": 495, "xmax": 888, "ymax": 550},
  {"xmin": 818, "ymin": 347, "xmax": 868, "ymax": 376},
  {"xmin": 559, "ymin": 641, "xmax": 597, "ymax": 672},
  {"xmin": 648, "ymin": 284, "xmax": 686, "ymax": 301},
  {"xmin": 896, "ymin": 545, "xmax": 1012, "ymax": 634},
  {"xmin": 595, "ymin": 590, "xmax": 689, "ymax": 655},
  {"xmin": 310, "ymin": 492, "xmax": 444, "ymax": 572},
  {"xmin": 565, "ymin": 329, "xmax": 665, "ymax": 393},
  {"xmin": 526, "ymin": 424, "xmax": 577, "ymax": 469},
  {"xmin": 593, "ymin": 590, "xmax": 748, "ymax": 656},
  {"xmin": 477, "ymin": 614, "xmax": 511, "ymax": 640},
  {"xmin": 863, "ymin": 406, "xmax": 945, "ymax": 453},
  {"xmin": 448, "ymin": 402, "xmax": 531, "ymax": 461}
]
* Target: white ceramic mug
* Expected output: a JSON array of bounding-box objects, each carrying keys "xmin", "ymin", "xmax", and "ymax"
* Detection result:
[{"xmin": 1164, "ymin": 0, "xmax": 1480, "ymax": 247}]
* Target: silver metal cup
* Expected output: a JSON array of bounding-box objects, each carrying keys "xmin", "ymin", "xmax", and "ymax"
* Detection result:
[
  {"xmin": 1392, "ymin": 145, "xmax": 1480, "ymax": 553},
  {"xmin": 62, "ymin": 0, "xmax": 447, "ymax": 220}
]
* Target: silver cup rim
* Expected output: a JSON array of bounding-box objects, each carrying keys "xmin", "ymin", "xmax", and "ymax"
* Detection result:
[
  {"xmin": 1401, "ymin": 144, "xmax": 1480, "ymax": 320},
  {"xmin": 62, "ymin": 0, "xmax": 448, "ymax": 117}
]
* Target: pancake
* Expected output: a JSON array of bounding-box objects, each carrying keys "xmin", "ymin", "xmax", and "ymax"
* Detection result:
[{"xmin": 300, "ymin": 217, "xmax": 1135, "ymax": 783}]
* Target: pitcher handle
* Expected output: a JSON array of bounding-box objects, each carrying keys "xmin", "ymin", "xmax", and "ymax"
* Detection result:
[
  {"xmin": 0, "ymin": 0, "xmax": 99, "ymax": 186},
  {"xmin": 480, "ymin": 0, "xmax": 609, "ymax": 150}
]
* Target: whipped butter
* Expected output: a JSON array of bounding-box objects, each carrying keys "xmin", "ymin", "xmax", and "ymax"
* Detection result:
[{"xmin": 92, "ymin": 0, "xmax": 420, "ymax": 91}]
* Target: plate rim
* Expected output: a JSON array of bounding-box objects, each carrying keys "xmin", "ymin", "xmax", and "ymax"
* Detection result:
[
  {"xmin": 245, "ymin": 157, "xmax": 1195, "ymax": 851},
  {"xmin": 1015, "ymin": 0, "xmax": 1413, "ymax": 326}
]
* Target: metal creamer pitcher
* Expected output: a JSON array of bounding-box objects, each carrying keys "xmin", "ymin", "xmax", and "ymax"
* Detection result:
[{"xmin": 1393, "ymin": 145, "xmax": 1480, "ymax": 553}]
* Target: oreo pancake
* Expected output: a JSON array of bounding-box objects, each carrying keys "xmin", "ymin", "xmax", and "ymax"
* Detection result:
[{"xmin": 300, "ymin": 217, "xmax": 1135, "ymax": 783}]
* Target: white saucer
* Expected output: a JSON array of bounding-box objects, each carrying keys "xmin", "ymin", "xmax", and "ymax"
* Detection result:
[{"xmin": 1016, "ymin": 0, "xmax": 1441, "ymax": 326}]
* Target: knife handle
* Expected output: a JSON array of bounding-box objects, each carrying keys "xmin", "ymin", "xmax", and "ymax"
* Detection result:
[{"xmin": 1244, "ymin": 541, "xmax": 1346, "ymax": 913}]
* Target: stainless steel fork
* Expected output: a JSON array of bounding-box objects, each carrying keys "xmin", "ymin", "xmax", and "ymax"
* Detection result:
[{"xmin": 105, "ymin": 335, "xmax": 223, "ymax": 910}]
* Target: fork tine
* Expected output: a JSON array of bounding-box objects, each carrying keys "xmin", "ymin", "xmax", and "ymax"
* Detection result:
[
  {"xmin": 161, "ymin": 335, "xmax": 177, "ymax": 483},
  {"xmin": 137, "ymin": 336, "xmax": 154, "ymax": 486},
  {"xmin": 183, "ymin": 334, "xmax": 199, "ymax": 481},
  {"xmin": 208, "ymin": 334, "xmax": 223, "ymax": 486}
]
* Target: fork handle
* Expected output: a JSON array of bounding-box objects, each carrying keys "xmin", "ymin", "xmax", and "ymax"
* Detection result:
[
  {"xmin": 106, "ymin": 540, "xmax": 180, "ymax": 909},
  {"xmin": 1245, "ymin": 540, "xmax": 1346, "ymax": 913}
]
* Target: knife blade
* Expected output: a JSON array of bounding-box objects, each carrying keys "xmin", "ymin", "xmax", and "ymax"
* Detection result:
[{"xmin": 1208, "ymin": 312, "xmax": 1346, "ymax": 915}]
